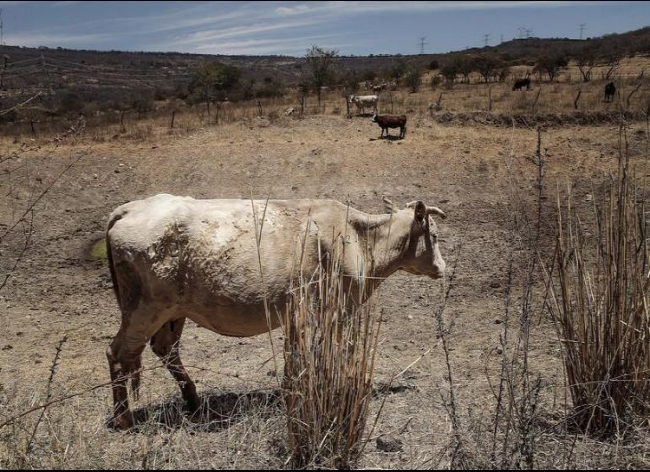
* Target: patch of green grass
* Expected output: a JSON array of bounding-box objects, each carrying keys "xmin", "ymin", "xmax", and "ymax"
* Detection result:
[{"xmin": 90, "ymin": 239, "xmax": 108, "ymax": 263}]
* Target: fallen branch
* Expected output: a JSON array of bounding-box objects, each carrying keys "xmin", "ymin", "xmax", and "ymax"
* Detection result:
[{"xmin": 0, "ymin": 92, "xmax": 42, "ymax": 117}]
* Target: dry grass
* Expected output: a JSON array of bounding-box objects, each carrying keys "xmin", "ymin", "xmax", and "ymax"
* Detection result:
[
  {"xmin": 5, "ymin": 57, "xmax": 650, "ymax": 142},
  {"xmin": 543, "ymin": 127, "xmax": 650, "ymax": 435},
  {"xmin": 282, "ymin": 228, "xmax": 382, "ymax": 469},
  {"xmin": 2, "ymin": 104, "xmax": 650, "ymax": 469}
]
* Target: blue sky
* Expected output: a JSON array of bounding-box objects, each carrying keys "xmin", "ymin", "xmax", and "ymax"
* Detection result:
[{"xmin": 0, "ymin": 1, "xmax": 649, "ymax": 56}]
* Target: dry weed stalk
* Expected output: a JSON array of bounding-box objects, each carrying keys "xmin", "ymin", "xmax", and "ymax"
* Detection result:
[
  {"xmin": 25, "ymin": 335, "xmax": 67, "ymax": 454},
  {"xmin": 283, "ymin": 232, "xmax": 382, "ymax": 469},
  {"xmin": 543, "ymin": 126, "xmax": 650, "ymax": 434}
]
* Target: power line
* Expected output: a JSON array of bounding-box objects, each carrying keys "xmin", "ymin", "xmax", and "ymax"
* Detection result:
[
  {"xmin": 578, "ymin": 23, "xmax": 586, "ymax": 40},
  {"xmin": 418, "ymin": 36, "xmax": 427, "ymax": 54}
]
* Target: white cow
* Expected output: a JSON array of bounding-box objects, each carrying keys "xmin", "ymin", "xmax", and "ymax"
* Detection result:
[
  {"xmin": 349, "ymin": 94, "xmax": 378, "ymax": 115},
  {"xmin": 105, "ymin": 195, "xmax": 446, "ymax": 429}
]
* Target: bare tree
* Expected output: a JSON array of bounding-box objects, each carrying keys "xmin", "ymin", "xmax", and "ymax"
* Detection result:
[
  {"xmin": 604, "ymin": 51, "xmax": 621, "ymax": 81},
  {"xmin": 305, "ymin": 45, "xmax": 339, "ymax": 108},
  {"xmin": 576, "ymin": 46, "xmax": 597, "ymax": 82}
]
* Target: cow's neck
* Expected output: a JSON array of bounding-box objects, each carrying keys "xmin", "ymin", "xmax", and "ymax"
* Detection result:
[{"xmin": 346, "ymin": 211, "xmax": 412, "ymax": 299}]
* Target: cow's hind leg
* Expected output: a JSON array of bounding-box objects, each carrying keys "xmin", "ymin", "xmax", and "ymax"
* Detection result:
[
  {"xmin": 107, "ymin": 324, "xmax": 147, "ymax": 431},
  {"xmin": 150, "ymin": 318, "xmax": 200, "ymax": 414}
]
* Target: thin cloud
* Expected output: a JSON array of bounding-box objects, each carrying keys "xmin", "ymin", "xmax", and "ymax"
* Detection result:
[
  {"xmin": 5, "ymin": 31, "xmax": 115, "ymax": 47},
  {"xmin": 192, "ymin": 34, "xmax": 345, "ymax": 55},
  {"xmin": 0, "ymin": 1, "xmax": 639, "ymax": 55},
  {"xmin": 170, "ymin": 18, "xmax": 320, "ymax": 47}
]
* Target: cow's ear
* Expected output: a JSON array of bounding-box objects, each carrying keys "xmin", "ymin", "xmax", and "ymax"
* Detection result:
[{"xmin": 406, "ymin": 200, "xmax": 426, "ymax": 222}]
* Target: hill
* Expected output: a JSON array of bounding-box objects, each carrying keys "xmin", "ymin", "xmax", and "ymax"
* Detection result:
[{"xmin": 0, "ymin": 25, "xmax": 648, "ymax": 123}]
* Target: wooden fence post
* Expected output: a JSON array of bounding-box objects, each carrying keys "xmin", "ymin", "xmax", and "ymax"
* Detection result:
[
  {"xmin": 574, "ymin": 89, "xmax": 582, "ymax": 110},
  {"xmin": 531, "ymin": 88, "xmax": 541, "ymax": 114}
]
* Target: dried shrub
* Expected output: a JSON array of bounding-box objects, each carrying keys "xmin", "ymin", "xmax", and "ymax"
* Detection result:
[
  {"xmin": 283, "ymin": 233, "xmax": 381, "ymax": 469},
  {"xmin": 543, "ymin": 128, "xmax": 650, "ymax": 434}
]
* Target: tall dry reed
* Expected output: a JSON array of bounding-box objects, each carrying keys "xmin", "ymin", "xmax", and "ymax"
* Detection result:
[
  {"xmin": 543, "ymin": 128, "xmax": 650, "ymax": 434},
  {"xmin": 282, "ymin": 233, "xmax": 382, "ymax": 469}
]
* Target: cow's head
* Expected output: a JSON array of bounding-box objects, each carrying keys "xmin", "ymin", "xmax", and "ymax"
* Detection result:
[{"xmin": 400, "ymin": 200, "xmax": 446, "ymax": 279}]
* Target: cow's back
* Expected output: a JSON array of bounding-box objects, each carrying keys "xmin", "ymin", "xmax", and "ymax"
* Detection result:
[{"xmin": 107, "ymin": 195, "xmax": 347, "ymax": 311}]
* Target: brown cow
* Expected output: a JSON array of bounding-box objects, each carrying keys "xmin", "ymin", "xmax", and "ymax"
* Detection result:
[{"xmin": 372, "ymin": 113, "xmax": 407, "ymax": 139}]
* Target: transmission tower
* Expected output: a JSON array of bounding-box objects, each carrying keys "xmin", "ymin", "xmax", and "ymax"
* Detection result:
[
  {"xmin": 517, "ymin": 27, "xmax": 526, "ymax": 39},
  {"xmin": 578, "ymin": 23, "xmax": 586, "ymax": 40},
  {"xmin": 483, "ymin": 33, "xmax": 490, "ymax": 47},
  {"xmin": 0, "ymin": 9, "xmax": 4, "ymax": 46},
  {"xmin": 418, "ymin": 36, "xmax": 427, "ymax": 55}
]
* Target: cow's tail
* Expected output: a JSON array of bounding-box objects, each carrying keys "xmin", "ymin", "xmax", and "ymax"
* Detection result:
[
  {"xmin": 106, "ymin": 211, "xmax": 123, "ymax": 305},
  {"xmin": 106, "ymin": 209, "xmax": 142, "ymax": 399}
]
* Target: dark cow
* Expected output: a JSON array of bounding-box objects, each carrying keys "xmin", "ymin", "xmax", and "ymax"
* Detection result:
[
  {"xmin": 372, "ymin": 113, "xmax": 407, "ymax": 139},
  {"xmin": 512, "ymin": 78, "xmax": 531, "ymax": 91},
  {"xmin": 604, "ymin": 82, "xmax": 616, "ymax": 102}
]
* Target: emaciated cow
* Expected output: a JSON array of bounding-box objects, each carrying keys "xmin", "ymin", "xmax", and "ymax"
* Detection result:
[
  {"xmin": 106, "ymin": 195, "xmax": 447, "ymax": 429},
  {"xmin": 372, "ymin": 112, "xmax": 407, "ymax": 139}
]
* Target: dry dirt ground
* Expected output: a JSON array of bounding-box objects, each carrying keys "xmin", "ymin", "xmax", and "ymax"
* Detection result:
[{"xmin": 1, "ymin": 114, "xmax": 649, "ymax": 469}]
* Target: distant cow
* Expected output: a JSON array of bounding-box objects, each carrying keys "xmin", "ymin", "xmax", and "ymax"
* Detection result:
[
  {"xmin": 512, "ymin": 78, "xmax": 531, "ymax": 91},
  {"xmin": 372, "ymin": 112, "xmax": 407, "ymax": 139},
  {"xmin": 349, "ymin": 94, "xmax": 378, "ymax": 115},
  {"xmin": 604, "ymin": 82, "xmax": 616, "ymax": 102}
]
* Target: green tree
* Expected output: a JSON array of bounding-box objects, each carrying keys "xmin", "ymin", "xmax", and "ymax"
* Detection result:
[
  {"xmin": 473, "ymin": 54, "xmax": 504, "ymax": 84},
  {"xmin": 190, "ymin": 62, "xmax": 241, "ymax": 114},
  {"xmin": 456, "ymin": 56, "xmax": 473, "ymax": 84},
  {"xmin": 535, "ymin": 54, "xmax": 568, "ymax": 82},
  {"xmin": 389, "ymin": 58, "xmax": 408, "ymax": 82},
  {"xmin": 404, "ymin": 67, "xmax": 423, "ymax": 93},
  {"xmin": 440, "ymin": 60, "xmax": 459, "ymax": 85}
]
